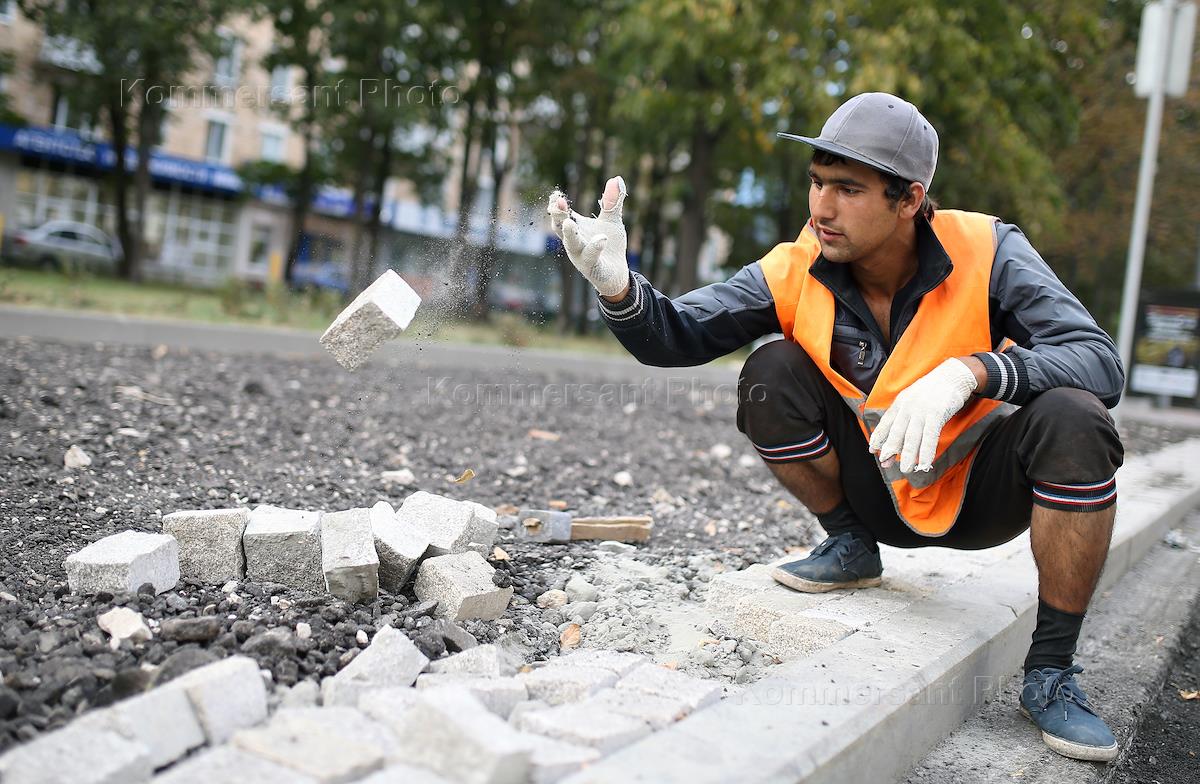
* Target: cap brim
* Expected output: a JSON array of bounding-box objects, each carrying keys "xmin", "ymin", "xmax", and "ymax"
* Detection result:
[{"xmin": 776, "ymin": 133, "xmax": 900, "ymax": 178}]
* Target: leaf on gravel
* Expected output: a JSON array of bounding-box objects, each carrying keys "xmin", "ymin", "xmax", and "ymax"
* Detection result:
[
  {"xmin": 528, "ymin": 429, "xmax": 561, "ymax": 441},
  {"xmin": 492, "ymin": 546, "xmax": 510, "ymax": 561},
  {"xmin": 703, "ymin": 521, "xmax": 718, "ymax": 536},
  {"xmin": 559, "ymin": 623, "xmax": 581, "ymax": 650},
  {"xmin": 1179, "ymin": 689, "xmax": 1200, "ymax": 701},
  {"xmin": 495, "ymin": 504, "xmax": 519, "ymax": 515},
  {"xmin": 548, "ymin": 500, "xmax": 568, "ymax": 510},
  {"xmin": 452, "ymin": 468, "xmax": 475, "ymax": 484}
]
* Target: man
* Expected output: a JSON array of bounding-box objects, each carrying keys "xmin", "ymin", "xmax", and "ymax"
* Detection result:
[{"xmin": 548, "ymin": 92, "xmax": 1125, "ymax": 763}]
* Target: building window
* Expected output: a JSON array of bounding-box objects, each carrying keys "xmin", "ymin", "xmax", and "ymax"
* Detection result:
[
  {"xmin": 249, "ymin": 224, "xmax": 272, "ymax": 268},
  {"xmin": 269, "ymin": 64, "xmax": 290, "ymax": 102},
  {"xmin": 51, "ymin": 89, "xmax": 95, "ymax": 137},
  {"xmin": 204, "ymin": 119, "xmax": 230, "ymax": 163},
  {"xmin": 213, "ymin": 33, "xmax": 242, "ymax": 88},
  {"xmin": 260, "ymin": 128, "xmax": 285, "ymax": 162}
]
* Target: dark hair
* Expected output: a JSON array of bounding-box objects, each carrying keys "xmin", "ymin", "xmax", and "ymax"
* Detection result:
[{"xmin": 811, "ymin": 150, "xmax": 937, "ymax": 220}]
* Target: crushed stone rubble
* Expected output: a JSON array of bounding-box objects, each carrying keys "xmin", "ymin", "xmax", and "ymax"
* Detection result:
[{"xmin": 22, "ymin": 339, "xmax": 1176, "ymax": 776}]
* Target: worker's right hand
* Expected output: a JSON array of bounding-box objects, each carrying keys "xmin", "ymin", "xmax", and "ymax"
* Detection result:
[{"xmin": 547, "ymin": 176, "xmax": 630, "ymax": 298}]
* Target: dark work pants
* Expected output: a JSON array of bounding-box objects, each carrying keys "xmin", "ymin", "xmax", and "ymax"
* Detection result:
[{"xmin": 736, "ymin": 340, "xmax": 1124, "ymax": 549}]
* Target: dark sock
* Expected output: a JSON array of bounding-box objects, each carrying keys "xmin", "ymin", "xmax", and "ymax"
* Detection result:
[
  {"xmin": 1023, "ymin": 598, "xmax": 1085, "ymax": 674},
  {"xmin": 816, "ymin": 499, "xmax": 878, "ymax": 552}
]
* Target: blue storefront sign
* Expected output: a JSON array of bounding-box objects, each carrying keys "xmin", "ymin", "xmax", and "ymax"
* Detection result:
[{"xmin": 0, "ymin": 123, "xmax": 243, "ymax": 194}]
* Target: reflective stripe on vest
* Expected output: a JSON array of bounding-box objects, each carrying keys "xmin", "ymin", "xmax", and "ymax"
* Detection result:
[{"xmin": 758, "ymin": 210, "xmax": 1015, "ymax": 536}]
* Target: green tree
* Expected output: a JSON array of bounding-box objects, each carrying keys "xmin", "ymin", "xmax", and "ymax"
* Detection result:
[{"xmin": 18, "ymin": 0, "xmax": 244, "ymax": 280}]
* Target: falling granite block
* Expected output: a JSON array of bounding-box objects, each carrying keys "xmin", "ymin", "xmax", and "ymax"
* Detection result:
[{"xmin": 320, "ymin": 269, "xmax": 421, "ymax": 371}]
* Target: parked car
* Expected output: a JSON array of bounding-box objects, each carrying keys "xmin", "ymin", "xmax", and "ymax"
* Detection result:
[
  {"xmin": 2, "ymin": 220, "xmax": 122, "ymax": 272},
  {"xmin": 291, "ymin": 261, "xmax": 350, "ymax": 294}
]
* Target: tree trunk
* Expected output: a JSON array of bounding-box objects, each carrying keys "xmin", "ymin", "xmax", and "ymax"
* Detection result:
[
  {"xmin": 673, "ymin": 125, "xmax": 717, "ymax": 296},
  {"xmin": 348, "ymin": 127, "xmax": 377, "ymax": 297},
  {"xmin": 365, "ymin": 124, "xmax": 393, "ymax": 286},
  {"xmin": 104, "ymin": 88, "xmax": 137, "ymax": 281},
  {"xmin": 285, "ymin": 63, "xmax": 318, "ymax": 285},
  {"xmin": 476, "ymin": 113, "xmax": 512, "ymax": 322},
  {"xmin": 132, "ymin": 72, "xmax": 161, "ymax": 283},
  {"xmin": 642, "ymin": 149, "xmax": 670, "ymax": 283}
]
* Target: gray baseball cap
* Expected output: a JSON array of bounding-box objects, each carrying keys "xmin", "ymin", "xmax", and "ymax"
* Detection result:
[{"xmin": 778, "ymin": 92, "xmax": 939, "ymax": 189}]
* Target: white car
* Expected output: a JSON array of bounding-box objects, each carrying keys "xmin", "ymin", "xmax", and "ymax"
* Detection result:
[{"xmin": 2, "ymin": 220, "xmax": 122, "ymax": 272}]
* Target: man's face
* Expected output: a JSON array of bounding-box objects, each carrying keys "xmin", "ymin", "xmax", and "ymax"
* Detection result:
[{"xmin": 807, "ymin": 157, "xmax": 905, "ymax": 264}]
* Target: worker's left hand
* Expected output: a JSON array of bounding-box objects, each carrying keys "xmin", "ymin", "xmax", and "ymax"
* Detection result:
[{"xmin": 868, "ymin": 358, "xmax": 979, "ymax": 474}]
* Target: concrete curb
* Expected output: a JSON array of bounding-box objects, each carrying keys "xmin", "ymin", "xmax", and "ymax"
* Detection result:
[
  {"xmin": 903, "ymin": 508, "xmax": 1200, "ymax": 783},
  {"xmin": 561, "ymin": 439, "xmax": 1200, "ymax": 783}
]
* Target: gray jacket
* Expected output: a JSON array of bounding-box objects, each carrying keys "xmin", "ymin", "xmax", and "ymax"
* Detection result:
[{"xmin": 598, "ymin": 218, "xmax": 1125, "ymax": 408}]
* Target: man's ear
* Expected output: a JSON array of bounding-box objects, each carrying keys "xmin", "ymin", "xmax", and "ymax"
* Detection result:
[{"xmin": 899, "ymin": 182, "xmax": 926, "ymax": 220}]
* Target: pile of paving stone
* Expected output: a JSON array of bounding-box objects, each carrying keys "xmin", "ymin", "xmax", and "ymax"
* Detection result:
[
  {"xmin": 65, "ymin": 490, "xmax": 513, "ymax": 622},
  {"xmin": 0, "ymin": 623, "xmax": 725, "ymax": 783}
]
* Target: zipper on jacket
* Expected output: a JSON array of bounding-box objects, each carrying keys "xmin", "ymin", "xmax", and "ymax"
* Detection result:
[{"xmin": 831, "ymin": 334, "xmax": 870, "ymax": 368}]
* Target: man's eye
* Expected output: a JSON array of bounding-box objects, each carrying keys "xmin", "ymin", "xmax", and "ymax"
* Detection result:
[{"xmin": 842, "ymin": 188, "xmax": 859, "ymax": 195}]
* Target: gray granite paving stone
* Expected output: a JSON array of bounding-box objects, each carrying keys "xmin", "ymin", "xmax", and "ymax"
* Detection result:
[
  {"xmin": 514, "ymin": 702, "xmax": 651, "ymax": 754},
  {"xmin": 616, "ymin": 663, "xmax": 723, "ymax": 711},
  {"xmin": 581, "ymin": 687, "xmax": 692, "ymax": 730},
  {"xmin": 76, "ymin": 683, "xmax": 205, "ymax": 769},
  {"xmin": 233, "ymin": 707, "xmax": 387, "ymax": 783},
  {"xmin": 0, "ymin": 723, "xmax": 153, "ymax": 784},
  {"xmin": 370, "ymin": 500, "xmax": 429, "ymax": 591},
  {"xmin": 518, "ymin": 665, "xmax": 618, "ymax": 705},
  {"xmin": 320, "ymin": 626, "xmax": 428, "ymax": 706},
  {"xmin": 320, "ymin": 269, "xmax": 421, "ymax": 371},
  {"xmin": 414, "ymin": 551, "xmax": 513, "ymax": 621},
  {"xmin": 321, "ymin": 507, "xmax": 380, "ymax": 603},
  {"xmin": 161, "ymin": 507, "xmax": 248, "ymax": 583},
  {"xmin": 514, "ymin": 733, "xmax": 602, "ymax": 784},
  {"xmin": 153, "ymin": 746, "xmax": 316, "ymax": 784},
  {"xmin": 416, "ymin": 673, "xmax": 528, "ymax": 718},
  {"xmin": 543, "ymin": 650, "xmax": 645, "ymax": 678},
  {"xmin": 65, "ymin": 530, "xmax": 179, "ymax": 595},
  {"xmin": 428, "ymin": 643, "xmax": 521, "ymax": 677},
  {"xmin": 243, "ymin": 505, "xmax": 324, "ymax": 592},
  {"xmin": 166, "ymin": 655, "xmax": 268, "ymax": 743},
  {"xmin": 399, "ymin": 491, "xmax": 488, "ymax": 556},
  {"xmin": 387, "ymin": 686, "xmax": 531, "ymax": 784}
]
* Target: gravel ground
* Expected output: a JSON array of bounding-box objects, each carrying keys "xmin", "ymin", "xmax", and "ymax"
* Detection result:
[
  {"xmin": 1111, "ymin": 582, "xmax": 1200, "ymax": 784},
  {"xmin": 0, "ymin": 336, "xmax": 1195, "ymax": 754}
]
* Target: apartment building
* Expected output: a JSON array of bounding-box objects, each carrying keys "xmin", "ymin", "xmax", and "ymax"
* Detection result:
[{"xmin": 0, "ymin": 3, "xmax": 545, "ymax": 293}]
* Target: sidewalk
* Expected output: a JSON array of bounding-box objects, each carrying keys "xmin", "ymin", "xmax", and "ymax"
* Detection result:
[{"xmin": 560, "ymin": 438, "xmax": 1200, "ymax": 783}]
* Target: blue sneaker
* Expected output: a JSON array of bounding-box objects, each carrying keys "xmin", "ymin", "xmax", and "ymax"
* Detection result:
[
  {"xmin": 1019, "ymin": 665, "xmax": 1118, "ymax": 762},
  {"xmin": 770, "ymin": 532, "xmax": 883, "ymax": 593}
]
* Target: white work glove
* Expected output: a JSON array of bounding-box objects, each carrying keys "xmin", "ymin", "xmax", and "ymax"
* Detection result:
[
  {"xmin": 546, "ymin": 176, "xmax": 629, "ymax": 298},
  {"xmin": 868, "ymin": 358, "xmax": 979, "ymax": 474}
]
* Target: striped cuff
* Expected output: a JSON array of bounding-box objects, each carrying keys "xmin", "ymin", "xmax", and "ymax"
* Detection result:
[
  {"xmin": 597, "ymin": 271, "xmax": 645, "ymax": 324},
  {"xmin": 973, "ymin": 349, "xmax": 1030, "ymax": 404},
  {"xmin": 1032, "ymin": 476, "xmax": 1117, "ymax": 512},
  {"xmin": 752, "ymin": 431, "xmax": 832, "ymax": 463}
]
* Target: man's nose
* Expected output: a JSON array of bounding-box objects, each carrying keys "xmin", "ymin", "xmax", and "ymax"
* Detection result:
[{"xmin": 811, "ymin": 185, "xmax": 835, "ymax": 222}]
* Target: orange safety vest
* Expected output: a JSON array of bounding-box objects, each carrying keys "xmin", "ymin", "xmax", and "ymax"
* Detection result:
[{"xmin": 759, "ymin": 210, "xmax": 1015, "ymax": 536}]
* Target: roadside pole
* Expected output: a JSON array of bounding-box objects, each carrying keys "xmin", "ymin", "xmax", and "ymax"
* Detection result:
[{"xmin": 1115, "ymin": 0, "xmax": 1196, "ymax": 416}]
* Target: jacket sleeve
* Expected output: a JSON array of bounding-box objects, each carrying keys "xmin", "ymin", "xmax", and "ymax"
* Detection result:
[
  {"xmin": 595, "ymin": 262, "xmax": 781, "ymax": 367},
  {"xmin": 972, "ymin": 224, "xmax": 1125, "ymax": 408}
]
